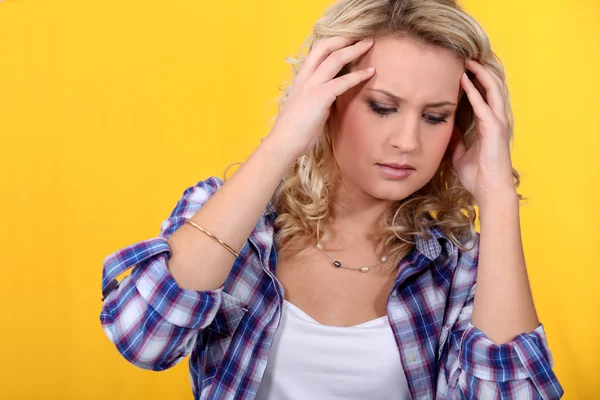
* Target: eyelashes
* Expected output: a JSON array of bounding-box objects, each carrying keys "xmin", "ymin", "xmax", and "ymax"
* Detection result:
[
  {"xmin": 368, "ymin": 102, "xmax": 397, "ymax": 116},
  {"xmin": 423, "ymin": 114, "xmax": 448, "ymax": 125},
  {"xmin": 367, "ymin": 101, "xmax": 449, "ymax": 125}
]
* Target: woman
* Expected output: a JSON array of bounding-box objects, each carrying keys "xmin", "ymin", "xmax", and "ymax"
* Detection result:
[{"xmin": 100, "ymin": 0, "xmax": 563, "ymax": 398}]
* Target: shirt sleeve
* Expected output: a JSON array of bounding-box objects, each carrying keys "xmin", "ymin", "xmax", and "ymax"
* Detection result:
[
  {"xmin": 441, "ymin": 238, "xmax": 564, "ymax": 399},
  {"xmin": 99, "ymin": 176, "xmax": 226, "ymax": 371}
]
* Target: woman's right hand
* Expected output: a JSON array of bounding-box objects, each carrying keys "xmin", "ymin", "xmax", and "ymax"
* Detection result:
[{"xmin": 265, "ymin": 36, "xmax": 376, "ymax": 161}]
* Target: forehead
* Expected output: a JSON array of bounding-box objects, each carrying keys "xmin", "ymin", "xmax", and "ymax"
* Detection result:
[{"xmin": 354, "ymin": 35, "xmax": 464, "ymax": 103}]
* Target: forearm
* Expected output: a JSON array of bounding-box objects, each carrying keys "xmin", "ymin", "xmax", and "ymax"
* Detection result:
[
  {"xmin": 471, "ymin": 191, "xmax": 540, "ymax": 344},
  {"xmin": 168, "ymin": 137, "xmax": 296, "ymax": 291}
]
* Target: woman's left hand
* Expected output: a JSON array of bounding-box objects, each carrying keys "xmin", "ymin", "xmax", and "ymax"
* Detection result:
[{"xmin": 449, "ymin": 59, "xmax": 517, "ymax": 205}]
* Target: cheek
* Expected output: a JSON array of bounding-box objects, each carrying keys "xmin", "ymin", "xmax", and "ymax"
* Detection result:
[
  {"xmin": 335, "ymin": 102, "xmax": 375, "ymax": 154},
  {"xmin": 426, "ymin": 120, "xmax": 454, "ymax": 150},
  {"xmin": 431, "ymin": 132, "xmax": 452, "ymax": 155},
  {"xmin": 423, "ymin": 128, "xmax": 454, "ymax": 169}
]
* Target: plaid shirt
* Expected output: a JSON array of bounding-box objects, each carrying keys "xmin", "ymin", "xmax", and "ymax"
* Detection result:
[{"xmin": 100, "ymin": 177, "xmax": 563, "ymax": 400}]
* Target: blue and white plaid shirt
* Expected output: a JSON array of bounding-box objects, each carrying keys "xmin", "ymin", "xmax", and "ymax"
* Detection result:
[{"xmin": 100, "ymin": 176, "xmax": 563, "ymax": 399}]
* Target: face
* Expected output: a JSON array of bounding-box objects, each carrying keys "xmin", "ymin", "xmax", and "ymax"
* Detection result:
[{"xmin": 331, "ymin": 35, "xmax": 465, "ymax": 203}]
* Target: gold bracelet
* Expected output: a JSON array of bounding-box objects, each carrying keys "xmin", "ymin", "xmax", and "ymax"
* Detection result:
[{"xmin": 184, "ymin": 218, "xmax": 240, "ymax": 258}]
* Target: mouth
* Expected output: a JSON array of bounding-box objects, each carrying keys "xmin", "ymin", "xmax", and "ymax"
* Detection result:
[{"xmin": 375, "ymin": 163, "xmax": 415, "ymax": 179}]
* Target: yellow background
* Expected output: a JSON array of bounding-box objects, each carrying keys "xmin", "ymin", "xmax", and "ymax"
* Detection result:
[{"xmin": 1, "ymin": 0, "xmax": 598, "ymax": 398}]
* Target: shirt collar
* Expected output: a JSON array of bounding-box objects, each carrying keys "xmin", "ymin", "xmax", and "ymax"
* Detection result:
[
  {"xmin": 415, "ymin": 223, "xmax": 446, "ymax": 261},
  {"xmin": 265, "ymin": 201, "xmax": 277, "ymax": 217}
]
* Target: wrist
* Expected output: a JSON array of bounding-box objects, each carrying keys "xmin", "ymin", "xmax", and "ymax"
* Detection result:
[
  {"xmin": 478, "ymin": 190, "xmax": 520, "ymax": 225},
  {"xmin": 258, "ymin": 135, "xmax": 301, "ymax": 166},
  {"xmin": 477, "ymin": 189, "xmax": 519, "ymax": 209}
]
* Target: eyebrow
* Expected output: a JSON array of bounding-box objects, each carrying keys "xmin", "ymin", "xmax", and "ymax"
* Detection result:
[{"xmin": 366, "ymin": 88, "xmax": 457, "ymax": 108}]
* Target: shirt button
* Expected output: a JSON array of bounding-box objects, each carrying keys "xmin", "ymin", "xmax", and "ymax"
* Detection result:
[{"xmin": 408, "ymin": 353, "xmax": 417, "ymax": 362}]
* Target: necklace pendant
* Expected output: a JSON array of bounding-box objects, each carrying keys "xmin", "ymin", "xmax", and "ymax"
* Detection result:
[
  {"xmin": 333, "ymin": 261, "xmax": 342, "ymax": 268},
  {"xmin": 360, "ymin": 267, "xmax": 370, "ymax": 273}
]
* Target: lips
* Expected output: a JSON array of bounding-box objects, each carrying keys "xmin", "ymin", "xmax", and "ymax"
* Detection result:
[
  {"xmin": 377, "ymin": 163, "xmax": 415, "ymax": 170},
  {"xmin": 376, "ymin": 163, "xmax": 415, "ymax": 178}
]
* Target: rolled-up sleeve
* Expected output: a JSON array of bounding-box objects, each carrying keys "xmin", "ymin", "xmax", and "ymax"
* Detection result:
[
  {"xmin": 100, "ymin": 177, "xmax": 226, "ymax": 371},
  {"xmin": 443, "ymin": 282, "xmax": 564, "ymax": 399},
  {"xmin": 456, "ymin": 322, "xmax": 563, "ymax": 398}
]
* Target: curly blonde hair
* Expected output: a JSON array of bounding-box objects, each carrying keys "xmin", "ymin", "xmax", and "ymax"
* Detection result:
[{"xmin": 230, "ymin": 0, "xmax": 524, "ymax": 270}]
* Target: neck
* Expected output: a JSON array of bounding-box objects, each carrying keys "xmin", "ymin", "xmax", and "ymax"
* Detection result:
[{"xmin": 326, "ymin": 180, "xmax": 391, "ymax": 248}]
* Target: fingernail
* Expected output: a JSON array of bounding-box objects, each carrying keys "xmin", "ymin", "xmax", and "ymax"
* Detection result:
[{"xmin": 367, "ymin": 67, "xmax": 375, "ymax": 73}]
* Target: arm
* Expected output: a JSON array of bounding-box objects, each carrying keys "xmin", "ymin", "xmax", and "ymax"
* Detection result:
[
  {"xmin": 99, "ymin": 135, "xmax": 293, "ymax": 370},
  {"xmin": 439, "ymin": 207, "xmax": 563, "ymax": 399},
  {"xmin": 472, "ymin": 192, "xmax": 539, "ymax": 344},
  {"xmin": 167, "ymin": 36, "xmax": 377, "ymax": 292},
  {"xmin": 442, "ymin": 58, "xmax": 563, "ymax": 399},
  {"xmin": 167, "ymin": 138, "xmax": 294, "ymax": 291},
  {"xmin": 99, "ymin": 176, "xmax": 259, "ymax": 370},
  {"xmin": 100, "ymin": 36, "xmax": 379, "ymax": 369},
  {"xmin": 450, "ymin": 59, "xmax": 541, "ymax": 343}
]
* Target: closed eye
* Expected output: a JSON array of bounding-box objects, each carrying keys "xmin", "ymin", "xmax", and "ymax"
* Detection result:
[
  {"xmin": 368, "ymin": 101, "xmax": 396, "ymax": 117},
  {"xmin": 368, "ymin": 101, "xmax": 448, "ymax": 125},
  {"xmin": 423, "ymin": 115, "xmax": 448, "ymax": 125}
]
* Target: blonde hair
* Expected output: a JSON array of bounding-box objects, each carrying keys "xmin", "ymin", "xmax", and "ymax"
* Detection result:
[{"xmin": 232, "ymin": 0, "xmax": 524, "ymax": 269}]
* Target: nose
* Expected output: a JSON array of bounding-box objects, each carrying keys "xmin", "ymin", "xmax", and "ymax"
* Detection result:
[{"xmin": 387, "ymin": 112, "xmax": 419, "ymax": 152}]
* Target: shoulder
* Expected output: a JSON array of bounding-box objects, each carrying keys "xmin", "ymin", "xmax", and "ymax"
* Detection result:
[
  {"xmin": 181, "ymin": 176, "xmax": 277, "ymax": 218},
  {"xmin": 429, "ymin": 225, "xmax": 480, "ymax": 284},
  {"xmin": 447, "ymin": 229, "xmax": 480, "ymax": 294},
  {"xmin": 434, "ymin": 224, "xmax": 479, "ymax": 263},
  {"xmin": 455, "ymin": 230, "xmax": 480, "ymax": 269},
  {"xmin": 185, "ymin": 175, "xmax": 225, "ymax": 196}
]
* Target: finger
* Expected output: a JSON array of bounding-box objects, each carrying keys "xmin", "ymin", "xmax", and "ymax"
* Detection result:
[
  {"xmin": 487, "ymin": 72, "xmax": 507, "ymax": 101},
  {"xmin": 298, "ymin": 36, "xmax": 360, "ymax": 82},
  {"xmin": 465, "ymin": 60, "xmax": 507, "ymax": 121},
  {"xmin": 479, "ymin": 62, "xmax": 505, "ymax": 90},
  {"xmin": 311, "ymin": 38, "xmax": 374, "ymax": 84},
  {"xmin": 491, "ymin": 71, "xmax": 505, "ymax": 94},
  {"xmin": 461, "ymin": 72, "xmax": 497, "ymax": 126},
  {"xmin": 325, "ymin": 67, "xmax": 376, "ymax": 97}
]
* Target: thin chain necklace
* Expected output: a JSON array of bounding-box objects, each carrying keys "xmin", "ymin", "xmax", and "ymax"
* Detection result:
[{"xmin": 315, "ymin": 219, "xmax": 389, "ymax": 273}]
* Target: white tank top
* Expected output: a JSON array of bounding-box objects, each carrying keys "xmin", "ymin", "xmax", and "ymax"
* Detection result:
[{"xmin": 255, "ymin": 300, "xmax": 412, "ymax": 400}]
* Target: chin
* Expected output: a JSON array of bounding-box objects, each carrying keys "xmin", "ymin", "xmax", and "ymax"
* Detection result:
[{"xmin": 363, "ymin": 180, "xmax": 417, "ymax": 202}]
